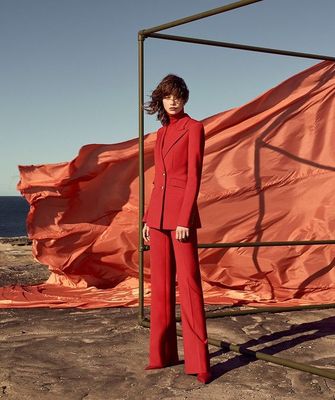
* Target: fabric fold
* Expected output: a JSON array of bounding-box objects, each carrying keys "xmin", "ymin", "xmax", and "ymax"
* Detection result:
[{"xmin": 0, "ymin": 60, "xmax": 334, "ymax": 308}]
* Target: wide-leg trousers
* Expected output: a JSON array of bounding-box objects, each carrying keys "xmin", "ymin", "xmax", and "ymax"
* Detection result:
[{"xmin": 147, "ymin": 226, "xmax": 210, "ymax": 374}]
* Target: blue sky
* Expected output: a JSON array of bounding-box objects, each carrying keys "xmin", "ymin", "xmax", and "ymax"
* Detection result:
[{"xmin": 1, "ymin": 0, "xmax": 334, "ymax": 195}]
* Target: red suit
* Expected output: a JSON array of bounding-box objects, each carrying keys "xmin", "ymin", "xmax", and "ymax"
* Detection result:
[{"xmin": 143, "ymin": 110, "xmax": 210, "ymax": 374}]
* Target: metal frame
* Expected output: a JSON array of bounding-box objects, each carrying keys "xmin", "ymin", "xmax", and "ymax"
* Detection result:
[{"xmin": 138, "ymin": 0, "xmax": 335, "ymax": 380}]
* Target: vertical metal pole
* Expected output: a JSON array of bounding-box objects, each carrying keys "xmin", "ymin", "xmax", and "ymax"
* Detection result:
[{"xmin": 138, "ymin": 32, "xmax": 145, "ymax": 323}]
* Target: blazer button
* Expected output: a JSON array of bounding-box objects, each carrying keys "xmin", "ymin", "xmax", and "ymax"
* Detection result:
[
  {"xmin": 161, "ymin": 185, "xmax": 164, "ymax": 189},
  {"xmin": 162, "ymin": 172, "xmax": 165, "ymax": 175}
]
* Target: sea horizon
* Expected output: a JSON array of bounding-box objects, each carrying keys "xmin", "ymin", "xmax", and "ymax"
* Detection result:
[{"xmin": 0, "ymin": 196, "xmax": 29, "ymax": 237}]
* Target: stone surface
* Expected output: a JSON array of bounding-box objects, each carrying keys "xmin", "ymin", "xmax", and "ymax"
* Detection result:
[
  {"xmin": 0, "ymin": 237, "xmax": 334, "ymax": 399},
  {"xmin": 0, "ymin": 237, "xmax": 50, "ymax": 286}
]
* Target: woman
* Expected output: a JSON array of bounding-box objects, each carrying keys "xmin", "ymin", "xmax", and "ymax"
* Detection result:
[{"xmin": 142, "ymin": 74, "xmax": 212, "ymax": 384}]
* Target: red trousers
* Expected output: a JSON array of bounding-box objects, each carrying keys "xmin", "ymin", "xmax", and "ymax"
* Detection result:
[{"xmin": 147, "ymin": 227, "xmax": 210, "ymax": 374}]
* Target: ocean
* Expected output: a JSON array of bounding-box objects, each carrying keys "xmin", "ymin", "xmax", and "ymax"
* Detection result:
[{"xmin": 0, "ymin": 196, "xmax": 29, "ymax": 237}]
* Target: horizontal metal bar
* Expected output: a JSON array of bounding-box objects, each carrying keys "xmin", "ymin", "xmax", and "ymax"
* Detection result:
[
  {"xmin": 198, "ymin": 240, "xmax": 335, "ymax": 248},
  {"xmin": 147, "ymin": 32, "xmax": 335, "ymax": 62},
  {"xmin": 201, "ymin": 303, "xmax": 335, "ymax": 318},
  {"xmin": 139, "ymin": 317, "xmax": 335, "ymax": 380},
  {"xmin": 221, "ymin": 340, "xmax": 335, "ymax": 380},
  {"xmin": 142, "ymin": 239, "xmax": 335, "ymax": 251},
  {"xmin": 139, "ymin": 0, "xmax": 262, "ymax": 36},
  {"xmin": 143, "ymin": 302, "xmax": 335, "ymax": 322}
]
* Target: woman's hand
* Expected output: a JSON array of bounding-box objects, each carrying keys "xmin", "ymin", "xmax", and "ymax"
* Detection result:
[
  {"xmin": 143, "ymin": 223, "xmax": 150, "ymax": 242},
  {"xmin": 176, "ymin": 225, "xmax": 189, "ymax": 241}
]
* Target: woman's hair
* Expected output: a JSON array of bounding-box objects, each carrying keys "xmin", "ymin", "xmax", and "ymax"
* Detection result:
[{"xmin": 144, "ymin": 74, "xmax": 189, "ymax": 126}]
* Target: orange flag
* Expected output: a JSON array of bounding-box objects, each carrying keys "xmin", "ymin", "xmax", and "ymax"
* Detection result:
[{"xmin": 1, "ymin": 60, "xmax": 335, "ymax": 309}]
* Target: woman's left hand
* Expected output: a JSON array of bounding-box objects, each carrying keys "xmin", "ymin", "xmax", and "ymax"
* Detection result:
[{"xmin": 176, "ymin": 225, "xmax": 189, "ymax": 241}]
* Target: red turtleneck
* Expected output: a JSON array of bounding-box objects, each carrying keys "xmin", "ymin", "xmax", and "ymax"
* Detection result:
[{"xmin": 162, "ymin": 109, "xmax": 186, "ymax": 154}]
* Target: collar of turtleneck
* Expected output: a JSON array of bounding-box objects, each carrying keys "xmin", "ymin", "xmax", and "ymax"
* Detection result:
[{"xmin": 167, "ymin": 109, "xmax": 186, "ymax": 125}]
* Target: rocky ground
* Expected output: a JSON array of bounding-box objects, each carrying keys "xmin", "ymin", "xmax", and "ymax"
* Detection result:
[{"xmin": 0, "ymin": 237, "xmax": 334, "ymax": 400}]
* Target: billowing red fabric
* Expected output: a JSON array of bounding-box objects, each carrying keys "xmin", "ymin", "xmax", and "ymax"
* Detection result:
[{"xmin": 1, "ymin": 60, "xmax": 335, "ymax": 309}]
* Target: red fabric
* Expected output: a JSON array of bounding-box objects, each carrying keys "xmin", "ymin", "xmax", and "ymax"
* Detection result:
[
  {"xmin": 142, "ymin": 112, "xmax": 204, "ymax": 229},
  {"xmin": 1, "ymin": 60, "xmax": 335, "ymax": 309}
]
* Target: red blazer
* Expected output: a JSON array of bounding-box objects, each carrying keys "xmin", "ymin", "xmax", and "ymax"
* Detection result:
[{"xmin": 142, "ymin": 113, "xmax": 205, "ymax": 229}]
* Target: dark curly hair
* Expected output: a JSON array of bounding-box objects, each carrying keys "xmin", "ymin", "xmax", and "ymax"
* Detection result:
[{"xmin": 143, "ymin": 74, "xmax": 189, "ymax": 126}]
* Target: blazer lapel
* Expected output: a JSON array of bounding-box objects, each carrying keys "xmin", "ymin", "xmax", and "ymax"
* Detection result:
[
  {"xmin": 157, "ymin": 125, "xmax": 166, "ymax": 162},
  {"xmin": 160, "ymin": 117, "xmax": 190, "ymax": 160}
]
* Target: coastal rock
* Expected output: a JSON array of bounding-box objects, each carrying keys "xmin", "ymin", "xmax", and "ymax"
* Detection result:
[
  {"xmin": 0, "ymin": 236, "xmax": 50, "ymax": 286},
  {"xmin": 0, "ymin": 237, "xmax": 334, "ymax": 399}
]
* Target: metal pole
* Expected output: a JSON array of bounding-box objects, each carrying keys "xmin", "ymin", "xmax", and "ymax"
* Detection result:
[
  {"xmin": 203, "ymin": 303, "xmax": 335, "ymax": 317},
  {"xmin": 140, "ymin": 301, "xmax": 335, "ymax": 321},
  {"xmin": 217, "ymin": 339, "xmax": 335, "ymax": 381},
  {"xmin": 139, "ymin": 319, "xmax": 335, "ymax": 380},
  {"xmin": 147, "ymin": 32, "xmax": 335, "ymax": 62},
  {"xmin": 142, "ymin": 240, "xmax": 335, "ymax": 251},
  {"xmin": 138, "ymin": 32, "xmax": 145, "ymax": 323},
  {"xmin": 139, "ymin": 0, "xmax": 263, "ymax": 36},
  {"xmin": 198, "ymin": 239, "xmax": 335, "ymax": 247},
  {"xmin": 143, "ymin": 239, "xmax": 335, "ymax": 252}
]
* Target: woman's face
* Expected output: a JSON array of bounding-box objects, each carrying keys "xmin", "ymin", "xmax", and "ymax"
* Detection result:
[{"xmin": 162, "ymin": 94, "xmax": 185, "ymax": 115}]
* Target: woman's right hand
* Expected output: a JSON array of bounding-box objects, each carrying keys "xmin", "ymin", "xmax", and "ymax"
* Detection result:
[{"xmin": 143, "ymin": 223, "xmax": 150, "ymax": 242}]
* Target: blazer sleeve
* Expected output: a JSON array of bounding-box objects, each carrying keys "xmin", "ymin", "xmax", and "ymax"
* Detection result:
[
  {"xmin": 142, "ymin": 208, "xmax": 148, "ymax": 223},
  {"xmin": 142, "ymin": 127, "xmax": 161, "ymax": 225},
  {"xmin": 177, "ymin": 122, "xmax": 205, "ymax": 227}
]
